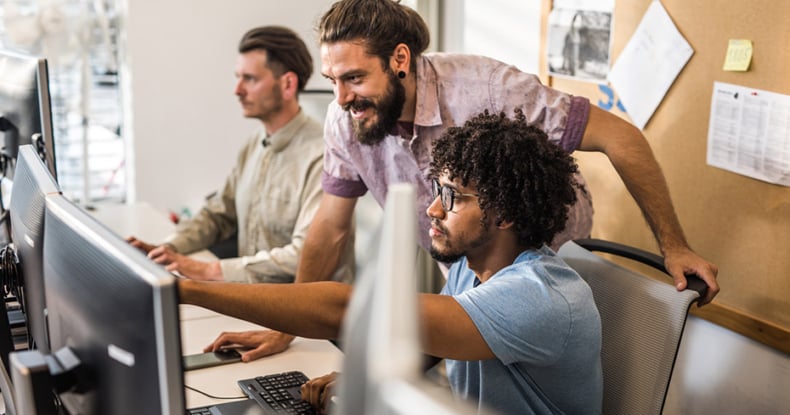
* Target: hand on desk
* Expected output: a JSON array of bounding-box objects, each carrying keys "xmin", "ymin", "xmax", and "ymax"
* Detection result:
[
  {"xmin": 127, "ymin": 236, "xmax": 157, "ymax": 253},
  {"xmin": 301, "ymin": 371, "xmax": 338, "ymax": 415},
  {"xmin": 126, "ymin": 236, "xmax": 223, "ymax": 281},
  {"xmin": 204, "ymin": 329, "xmax": 295, "ymax": 362}
]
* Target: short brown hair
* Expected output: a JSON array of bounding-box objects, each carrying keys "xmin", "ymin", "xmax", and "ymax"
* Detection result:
[
  {"xmin": 318, "ymin": 0, "xmax": 430, "ymax": 72},
  {"xmin": 239, "ymin": 26, "xmax": 313, "ymax": 91}
]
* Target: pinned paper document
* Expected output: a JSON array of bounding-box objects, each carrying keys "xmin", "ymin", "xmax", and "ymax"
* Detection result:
[
  {"xmin": 707, "ymin": 82, "xmax": 790, "ymax": 186},
  {"xmin": 723, "ymin": 39, "xmax": 753, "ymax": 71},
  {"xmin": 607, "ymin": 1, "xmax": 693, "ymax": 130}
]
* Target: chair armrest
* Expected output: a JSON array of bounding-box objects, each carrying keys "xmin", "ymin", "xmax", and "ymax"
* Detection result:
[{"xmin": 573, "ymin": 238, "xmax": 708, "ymax": 298}]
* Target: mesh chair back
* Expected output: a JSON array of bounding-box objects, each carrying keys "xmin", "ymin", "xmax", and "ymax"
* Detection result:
[{"xmin": 558, "ymin": 240, "xmax": 701, "ymax": 415}]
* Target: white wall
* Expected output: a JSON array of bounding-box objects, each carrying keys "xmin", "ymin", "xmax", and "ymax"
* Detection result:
[
  {"xmin": 121, "ymin": 0, "xmax": 335, "ymax": 214},
  {"xmin": 452, "ymin": 0, "xmax": 541, "ymax": 74}
]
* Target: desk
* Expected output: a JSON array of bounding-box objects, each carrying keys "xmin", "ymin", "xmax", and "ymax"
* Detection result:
[
  {"xmin": 182, "ymin": 314, "xmax": 343, "ymax": 408},
  {"xmin": 90, "ymin": 202, "xmax": 344, "ymax": 409},
  {"xmin": 88, "ymin": 201, "xmax": 217, "ymax": 263}
]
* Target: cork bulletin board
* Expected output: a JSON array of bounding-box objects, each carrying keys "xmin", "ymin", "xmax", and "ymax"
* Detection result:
[{"xmin": 540, "ymin": 0, "xmax": 790, "ymax": 353}]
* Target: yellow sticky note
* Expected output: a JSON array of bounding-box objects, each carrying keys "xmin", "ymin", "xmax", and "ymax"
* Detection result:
[{"xmin": 723, "ymin": 39, "xmax": 753, "ymax": 71}]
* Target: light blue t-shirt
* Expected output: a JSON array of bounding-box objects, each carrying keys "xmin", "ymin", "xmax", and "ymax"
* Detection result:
[{"xmin": 442, "ymin": 247, "xmax": 602, "ymax": 415}]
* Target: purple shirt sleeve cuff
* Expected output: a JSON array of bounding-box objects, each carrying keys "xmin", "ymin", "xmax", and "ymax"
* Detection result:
[
  {"xmin": 321, "ymin": 171, "xmax": 368, "ymax": 198},
  {"xmin": 560, "ymin": 96, "xmax": 590, "ymax": 153}
]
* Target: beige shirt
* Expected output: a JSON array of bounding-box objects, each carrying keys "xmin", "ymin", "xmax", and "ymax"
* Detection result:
[{"xmin": 167, "ymin": 110, "xmax": 354, "ymax": 283}]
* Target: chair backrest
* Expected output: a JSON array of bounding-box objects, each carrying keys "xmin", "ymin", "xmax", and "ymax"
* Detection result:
[{"xmin": 558, "ymin": 239, "xmax": 704, "ymax": 415}]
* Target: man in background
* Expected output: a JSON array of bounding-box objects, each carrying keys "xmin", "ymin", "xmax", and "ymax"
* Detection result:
[{"xmin": 129, "ymin": 25, "xmax": 354, "ymax": 360}]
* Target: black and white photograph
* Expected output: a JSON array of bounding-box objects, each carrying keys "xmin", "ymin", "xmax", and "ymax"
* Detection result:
[{"xmin": 547, "ymin": 8, "xmax": 613, "ymax": 82}]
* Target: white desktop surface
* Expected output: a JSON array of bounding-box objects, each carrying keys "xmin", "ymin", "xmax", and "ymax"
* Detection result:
[
  {"xmin": 90, "ymin": 202, "xmax": 343, "ymax": 409},
  {"xmin": 88, "ymin": 201, "xmax": 218, "ymax": 262},
  {"xmin": 88, "ymin": 201, "xmax": 174, "ymax": 243},
  {"xmin": 182, "ymin": 315, "xmax": 342, "ymax": 408}
]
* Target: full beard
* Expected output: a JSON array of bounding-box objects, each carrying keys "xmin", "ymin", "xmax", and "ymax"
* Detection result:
[
  {"xmin": 346, "ymin": 70, "xmax": 406, "ymax": 145},
  {"xmin": 429, "ymin": 246, "xmax": 464, "ymax": 264}
]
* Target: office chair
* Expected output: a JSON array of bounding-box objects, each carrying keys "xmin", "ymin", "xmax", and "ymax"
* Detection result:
[{"xmin": 557, "ymin": 238, "xmax": 707, "ymax": 415}]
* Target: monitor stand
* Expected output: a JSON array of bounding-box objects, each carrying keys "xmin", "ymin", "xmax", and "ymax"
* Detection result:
[{"xmin": 10, "ymin": 347, "xmax": 81, "ymax": 414}]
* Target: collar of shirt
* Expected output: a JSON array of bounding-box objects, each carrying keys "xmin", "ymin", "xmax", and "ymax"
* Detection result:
[
  {"xmin": 413, "ymin": 55, "xmax": 444, "ymax": 128},
  {"xmin": 263, "ymin": 109, "xmax": 310, "ymax": 153}
]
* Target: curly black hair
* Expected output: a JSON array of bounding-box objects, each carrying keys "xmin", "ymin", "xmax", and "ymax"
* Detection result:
[{"xmin": 429, "ymin": 110, "xmax": 579, "ymax": 250}]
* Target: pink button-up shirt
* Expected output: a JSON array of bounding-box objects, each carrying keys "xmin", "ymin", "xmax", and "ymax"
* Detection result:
[{"xmin": 322, "ymin": 53, "xmax": 593, "ymax": 251}]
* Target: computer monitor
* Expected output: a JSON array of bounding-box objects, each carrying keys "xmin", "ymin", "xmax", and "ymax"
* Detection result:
[
  {"xmin": 336, "ymin": 183, "xmax": 480, "ymax": 415},
  {"xmin": 0, "ymin": 144, "xmax": 61, "ymax": 415},
  {"xmin": 7, "ymin": 144, "xmax": 61, "ymax": 357},
  {"xmin": 298, "ymin": 89, "xmax": 335, "ymax": 124},
  {"xmin": 9, "ymin": 194, "xmax": 185, "ymax": 414},
  {"xmin": 0, "ymin": 49, "xmax": 57, "ymax": 180}
]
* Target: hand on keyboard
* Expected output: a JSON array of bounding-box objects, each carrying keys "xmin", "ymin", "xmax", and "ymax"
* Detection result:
[
  {"xmin": 300, "ymin": 372, "xmax": 339, "ymax": 415},
  {"xmin": 238, "ymin": 371, "xmax": 317, "ymax": 414}
]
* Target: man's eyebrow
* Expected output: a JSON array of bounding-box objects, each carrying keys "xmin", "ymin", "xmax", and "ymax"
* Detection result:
[
  {"xmin": 437, "ymin": 179, "xmax": 460, "ymax": 190},
  {"xmin": 332, "ymin": 69, "xmax": 366, "ymax": 81}
]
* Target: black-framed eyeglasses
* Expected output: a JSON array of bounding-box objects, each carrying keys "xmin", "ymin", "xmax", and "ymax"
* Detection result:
[{"xmin": 431, "ymin": 179, "xmax": 479, "ymax": 212}]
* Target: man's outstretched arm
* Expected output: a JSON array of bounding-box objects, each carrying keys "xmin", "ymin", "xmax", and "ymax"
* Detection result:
[
  {"xmin": 180, "ymin": 279, "xmax": 350, "ymax": 339},
  {"xmin": 578, "ymin": 106, "xmax": 719, "ymax": 304}
]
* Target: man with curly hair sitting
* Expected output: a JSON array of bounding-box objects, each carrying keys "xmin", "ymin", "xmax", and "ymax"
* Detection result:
[{"xmin": 178, "ymin": 111, "xmax": 603, "ymax": 414}]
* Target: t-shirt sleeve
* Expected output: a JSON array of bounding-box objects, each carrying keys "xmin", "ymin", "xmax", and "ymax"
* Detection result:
[
  {"xmin": 453, "ymin": 270, "xmax": 573, "ymax": 366},
  {"xmin": 489, "ymin": 62, "xmax": 590, "ymax": 153}
]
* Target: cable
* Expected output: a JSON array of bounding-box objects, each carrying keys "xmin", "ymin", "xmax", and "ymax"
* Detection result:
[
  {"xmin": 0, "ymin": 244, "xmax": 23, "ymax": 312},
  {"xmin": 0, "ymin": 242, "xmax": 32, "ymax": 350},
  {"xmin": 183, "ymin": 384, "xmax": 246, "ymax": 400}
]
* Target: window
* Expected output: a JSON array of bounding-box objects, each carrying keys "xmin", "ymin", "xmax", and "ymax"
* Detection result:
[{"xmin": 0, "ymin": 0, "xmax": 126, "ymax": 204}]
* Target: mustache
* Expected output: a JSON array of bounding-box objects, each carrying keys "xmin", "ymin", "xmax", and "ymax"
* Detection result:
[
  {"xmin": 430, "ymin": 219, "xmax": 447, "ymax": 234},
  {"xmin": 342, "ymin": 98, "xmax": 374, "ymax": 112}
]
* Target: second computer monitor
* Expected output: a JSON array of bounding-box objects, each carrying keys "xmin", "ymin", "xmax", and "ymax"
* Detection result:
[
  {"xmin": 40, "ymin": 195, "xmax": 185, "ymax": 414},
  {"xmin": 8, "ymin": 144, "xmax": 61, "ymax": 355}
]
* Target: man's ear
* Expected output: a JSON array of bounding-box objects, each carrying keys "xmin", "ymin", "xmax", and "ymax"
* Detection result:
[
  {"xmin": 390, "ymin": 43, "xmax": 411, "ymax": 75},
  {"xmin": 280, "ymin": 71, "xmax": 298, "ymax": 99},
  {"xmin": 495, "ymin": 218, "xmax": 514, "ymax": 230}
]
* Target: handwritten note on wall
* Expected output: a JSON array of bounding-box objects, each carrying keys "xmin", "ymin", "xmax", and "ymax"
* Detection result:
[
  {"xmin": 723, "ymin": 39, "xmax": 753, "ymax": 71},
  {"xmin": 607, "ymin": 1, "xmax": 693, "ymax": 130}
]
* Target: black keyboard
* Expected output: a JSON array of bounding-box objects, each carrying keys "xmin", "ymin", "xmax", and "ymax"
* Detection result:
[
  {"xmin": 238, "ymin": 371, "xmax": 316, "ymax": 414},
  {"xmin": 184, "ymin": 371, "xmax": 316, "ymax": 415}
]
